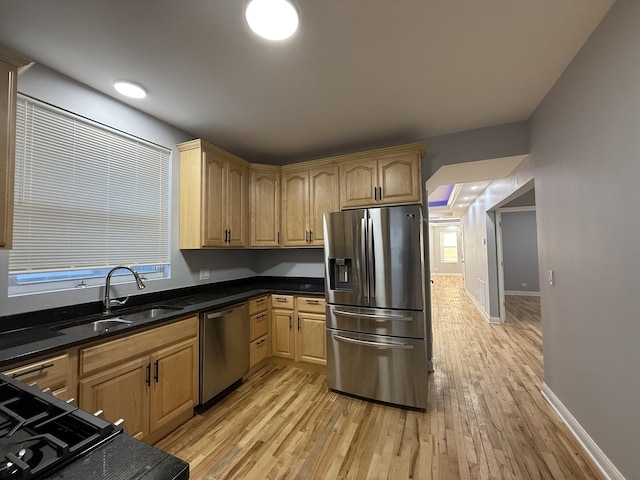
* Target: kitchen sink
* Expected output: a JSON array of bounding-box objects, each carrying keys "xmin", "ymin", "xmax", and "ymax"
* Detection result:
[{"xmin": 56, "ymin": 305, "xmax": 184, "ymax": 337}]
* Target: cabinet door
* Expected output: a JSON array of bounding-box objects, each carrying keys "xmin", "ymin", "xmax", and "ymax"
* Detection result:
[
  {"xmin": 281, "ymin": 170, "xmax": 309, "ymax": 246},
  {"xmin": 309, "ymin": 165, "xmax": 339, "ymax": 246},
  {"xmin": 150, "ymin": 338, "xmax": 198, "ymax": 433},
  {"xmin": 339, "ymin": 159, "xmax": 378, "ymax": 209},
  {"xmin": 250, "ymin": 169, "xmax": 280, "ymax": 246},
  {"xmin": 202, "ymin": 150, "xmax": 227, "ymax": 247},
  {"xmin": 377, "ymin": 152, "xmax": 422, "ymax": 205},
  {"xmin": 79, "ymin": 357, "xmax": 150, "ymax": 440},
  {"xmin": 272, "ymin": 309, "xmax": 295, "ymax": 359},
  {"xmin": 0, "ymin": 59, "xmax": 18, "ymax": 249},
  {"xmin": 226, "ymin": 159, "xmax": 249, "ymax": 247},
  {"xmin": 297, "ymin": 312, "xmax": 327, "ymax": 365}
]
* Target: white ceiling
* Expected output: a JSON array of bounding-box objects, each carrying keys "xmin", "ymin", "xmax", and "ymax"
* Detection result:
[{"xmin": 0, "ymin": 1, "xmax": 613, "ymax": 164}]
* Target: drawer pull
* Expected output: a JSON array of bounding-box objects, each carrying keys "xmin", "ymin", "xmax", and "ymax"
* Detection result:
[
  {"xmin": 305, "ymin": 299, "xmax": 320, "ymax": 305},
  {"xmin": 276, "ymin": 297, "xmax": 288, "ymax": 302},
  {"xmin": 255, "ymin": 298, "xmax": 266, "ymax": 304},
  {"xmin": 256, "ymin": 339, "xmax": 266, "ymax": 346},
  {"xmin": 11, "ymin": 362, "xmax": 54, "ymax": 379}
]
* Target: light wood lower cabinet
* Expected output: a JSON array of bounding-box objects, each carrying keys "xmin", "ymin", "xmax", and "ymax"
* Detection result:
[
  {"xmin": 271, "ymin": 295, "xmax": 326, "ymax": 365},
  {"xmin": 248, "ymin": 295, "xmax": 269, "ymax": 369},
  {"xmin": 3, "ymin": 351, "xmax": 75, "ymax": 400},
  {"xmin": 78, "ymin": 316, "xmax": 198, "ymax": 443}
]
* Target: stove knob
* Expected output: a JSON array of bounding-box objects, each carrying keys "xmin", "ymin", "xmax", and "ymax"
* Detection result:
[
  {"xmin": 114, "ymin": 418, "xmax": 125, "ymax": 427},
  {"xmin": 93, "ymin": 409, "xmax": 104, "ymax": 417}
]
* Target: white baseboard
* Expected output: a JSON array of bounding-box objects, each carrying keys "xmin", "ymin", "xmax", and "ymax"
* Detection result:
[
  {"xmin": 505, "ymin": 290, "xmax": 540, "ymax": 297},
  {"xmin": 541, "ymin": 384, "xmax": 625, "ymax": 480},
  {"xmin": 464, "ymin": 288, "xmax": 501, "ymax": 324}
]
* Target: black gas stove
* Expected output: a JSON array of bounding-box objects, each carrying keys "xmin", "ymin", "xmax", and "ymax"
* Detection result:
[{"xmin": 0, "ymin": 373, "xmax": 122, "ymax": 479}]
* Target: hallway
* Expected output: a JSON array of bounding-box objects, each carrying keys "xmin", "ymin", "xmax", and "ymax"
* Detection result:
[{"xmin": 156, "ymin": 277, "xmax": 601, "ymax": 479}]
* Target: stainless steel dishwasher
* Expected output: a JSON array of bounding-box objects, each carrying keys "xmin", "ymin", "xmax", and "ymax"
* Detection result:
[{"xmin": 199, "ymin": 302, "xmax": 249, "ymax": 405}]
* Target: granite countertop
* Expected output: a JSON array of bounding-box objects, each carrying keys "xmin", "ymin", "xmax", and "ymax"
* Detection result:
[
  {"xmin": 49, "ymin": 433, "xmax": 189, "ymax": 480},
  {"xmin": 0, "ymin": 276, "xmax": 325, "ymax": 368}
]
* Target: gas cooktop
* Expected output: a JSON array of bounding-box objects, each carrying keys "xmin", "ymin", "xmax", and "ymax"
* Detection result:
[{"xmin": 0, "ymin": 374, "xmax": 122, "ymax": 479}]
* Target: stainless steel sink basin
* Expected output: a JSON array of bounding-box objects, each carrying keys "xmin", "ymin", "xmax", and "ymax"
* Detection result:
[
  {"xmin": 56, "ymin": 305, "xmax": 183, "ymax": 337},
  {"xmin": 116, "ymin": 307, "xmax": 180, "ymax": 322}
]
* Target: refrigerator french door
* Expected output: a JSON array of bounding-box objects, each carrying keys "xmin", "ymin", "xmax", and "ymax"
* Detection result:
[{"xmin": 323, "ymin": 205, "xmax": 431, "ymax": 409}]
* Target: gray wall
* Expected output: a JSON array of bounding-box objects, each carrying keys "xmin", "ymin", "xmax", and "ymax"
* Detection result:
[
  {"xmin": 501, "ymin": 210, "xmax": 539, "ymax": 293},
  {"xmin": 529, "ymin": 0, "xmax": 640, "ymax": 476},
  {"xmin": 503, "ymin": 188, "xmax": 535, "ymax": 207},
  {"xmin": 0, "ymin": 64, "xmax": 260, "ymax": 318}
]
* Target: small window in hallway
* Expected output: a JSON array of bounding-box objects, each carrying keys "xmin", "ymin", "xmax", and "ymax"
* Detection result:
[{"xmin": 440, "ymin": 231, "xmax": 458, "ymax": 263}]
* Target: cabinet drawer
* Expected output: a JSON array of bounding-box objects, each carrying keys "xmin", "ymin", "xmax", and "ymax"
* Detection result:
[
  {"xmin": 249, "ymin": 335, "xmax": 268, "ymax": 367},
  {"xmin": 3, "ymin": 353, "xmax": 68, "ymax": 391},
  {"xmin": 297, "ymin": 296, "xmax": 326, "ymax": 314},
  {"xmin": 249, "ymin": 295, "xmax": 269, "ymax": 316},
  {"xmin": 250, "ymin": 311, "xmax": 269, "ymax": 341},
  {"xmin": 271, "ymin": 294, "xmax": 294, "ymax": 309},
  {"xmin": 80, "ymin": 316, "xmax": 198, "ymax": 375}
]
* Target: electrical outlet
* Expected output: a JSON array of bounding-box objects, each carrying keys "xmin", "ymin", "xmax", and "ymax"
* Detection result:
[
  {"xmin": 199, "ymin": 268, "xmax": 210, "ymax": 280},
  {"xmin": 521, "ymin": 282, "xmax": 528, "ymax": 287}
]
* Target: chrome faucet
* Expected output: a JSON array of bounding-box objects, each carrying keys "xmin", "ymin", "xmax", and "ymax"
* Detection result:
[{"xmin": 103, "ymin": 265, "xmax": 146, "ymax": 314}]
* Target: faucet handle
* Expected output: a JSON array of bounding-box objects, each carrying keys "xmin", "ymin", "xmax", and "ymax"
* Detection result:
[{"xmin": 110, "ymin": 295, "xmax": 130, "ymax": 307}]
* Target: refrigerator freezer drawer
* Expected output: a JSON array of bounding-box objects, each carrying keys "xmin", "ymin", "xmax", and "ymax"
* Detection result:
[
  {"xmin": 326, "ymin": 304, "xmax": 426, "ymax": 338},
  {"xmin": 326, "ymin": 329, "xmax": 428, "ymax": 409}
]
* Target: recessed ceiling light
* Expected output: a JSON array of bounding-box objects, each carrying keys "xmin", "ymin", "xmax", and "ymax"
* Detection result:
[
  {"xmin": 470, "ymin": 186, "xmax": 480, "ymax": 191},
  {"xmin": 463, "ymin": 196, "xmax": 472, "ymax": 200},
  {"xmin": 245, "ymin": 0, "xmax": 299, "ymax": 41},
  {"xmin": 114, "ymin": 80, "xmax": 147, "ymax": 99}
]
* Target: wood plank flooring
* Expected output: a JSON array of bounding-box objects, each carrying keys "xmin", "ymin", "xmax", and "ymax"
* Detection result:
[{"xmin": 155, "ymin": 277, "xmax": 602, "ymax": 479}]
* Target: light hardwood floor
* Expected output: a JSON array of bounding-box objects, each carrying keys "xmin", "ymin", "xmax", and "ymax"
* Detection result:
[{"xmin": 156, "ymin": 277, "xmax": 602, "ymax": 479}]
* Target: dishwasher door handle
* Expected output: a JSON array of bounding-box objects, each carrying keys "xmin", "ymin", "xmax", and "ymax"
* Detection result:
[{"xmin": 205, "ymin": 309, "xmax": 235, "ymax": 320}]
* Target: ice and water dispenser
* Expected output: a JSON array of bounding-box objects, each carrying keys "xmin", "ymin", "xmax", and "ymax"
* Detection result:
[{"xmin": 328, "ymin": 257, "xmax": 353, "ymax": 290}]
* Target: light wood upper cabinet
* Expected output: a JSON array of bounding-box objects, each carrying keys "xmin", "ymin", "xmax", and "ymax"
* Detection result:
[
  {"xmin": 281, "ymin": 163, "xmax": 338, "ymax": 247},
  {"xmin": 338, "ymin": 143, "xmax": 424, "ymax": 210},
  {"xmin": 0, "ymin": 45, "xmax": 30, "ymax": 249},
  {"xmin": 250, "ymin": 166, "xmax": 281, "ymax": 247},
  {"xmin": 178, "ymin": 139, "xmax": 249, "ymax": 249}
]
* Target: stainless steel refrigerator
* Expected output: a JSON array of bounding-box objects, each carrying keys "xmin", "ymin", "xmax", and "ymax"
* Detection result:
[{"xmin": 323, "ymin": 204, "xmax": 431, "ymax": 409}]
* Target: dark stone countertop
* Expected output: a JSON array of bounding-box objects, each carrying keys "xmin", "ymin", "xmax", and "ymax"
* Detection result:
[
  {"xmin": 49, "ymin": 433, "xmax": 189, "ymax": 480},
  {"xmin": 0, "ymin": 276, "xmax": 325, "ymax": 369}
]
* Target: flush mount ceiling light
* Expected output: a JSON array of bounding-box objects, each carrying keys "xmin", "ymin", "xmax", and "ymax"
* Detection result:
[
  {"xmin": 245, "ymin": 0, "xmax": 299, "ymax": 41},
  {"xmin": 114, "ymin": 80, "xmax": 147, "ymax": 99}
]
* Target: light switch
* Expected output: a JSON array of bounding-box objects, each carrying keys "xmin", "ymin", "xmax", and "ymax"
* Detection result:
[
  {"xmin": 200, "ymin": 268, "xmax": 210, "ymax": 280},
  {"xmin": 547, "ymin": 270, "xmax": 554, "ymax": 286}
]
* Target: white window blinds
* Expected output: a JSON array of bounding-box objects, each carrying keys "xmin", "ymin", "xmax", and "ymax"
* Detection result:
[{"xmin": 10, "ymin": 96, "xmax": 170, "ymax": 275}]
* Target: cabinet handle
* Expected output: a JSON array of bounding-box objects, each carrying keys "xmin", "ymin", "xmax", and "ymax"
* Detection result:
[
  {"xmin": 309, "ymin": 230, "xmax": 312, "ymax": 242},
  {"xmin": 146, "ymin": 364, "xmax": 151, "ymax": 386},
  {"xmin": 306, "ymin": 299, "xmax": 319, "ymax": 305},
  {"xmin": 256, "ymin": 338, "xmax": 266, "ymax": 346},
  {"xmin": 228, "ymin": 229, "xmax": 231, "ymax": 243},
  {"xmin": 288, "ymin": 315, "xmax": 292, "ymax": 329},
  {"xmin": 374, "ymin": 186, "xmax": 378, "ymax": 201},
  {"xmin": 256, "ymin": 298, "xmax": 266, "ymax": 304},
  {"xmin": 276, "ymin": 297, "xmax": 288, "ymax": 302},
  {"xmin": 154, "ymin": 360, "xmax": 159, "ymax": 383},
  {"xmin": 297, "ymin": 316, "xmax": 300, "ymax": 331},
  {"xmin": 257, "ymin": 313, "xmax": 267, "ymax": 319},
  {"xmin": 277, "ymin": 231, "xmax": 280, "ymax": 245},
  {"xmin": 379, "ymin": 186, "xmax": 383, "ymax": 200},
  {"xmin": 10, "ymin": 362, "xmax": 54, "ymax": 379}
]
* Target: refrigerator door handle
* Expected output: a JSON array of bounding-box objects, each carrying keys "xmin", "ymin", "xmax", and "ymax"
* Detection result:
[
  {"xmin": 360, "ymin": 217, "xmax": 369, "ymax": 301},
  {"xmin": 333, "ymin": 333, "xmax": 414, "ymax": 350},
  {"xmin": 367, "ymin": 218, "xmax": 375, "ymax": 299},
  {"xmin": 333, "ymin": 309, "xmax": 413, "ymax": 322}
]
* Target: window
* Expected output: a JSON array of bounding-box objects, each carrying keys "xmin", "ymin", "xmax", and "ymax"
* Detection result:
[
  {"xmin": 9, "ymin": 95, "xmax": 171, "ymax": 296},
  {"xmin": 440, "ymin": 230, "xmax": 458, "ymax": 263}
]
